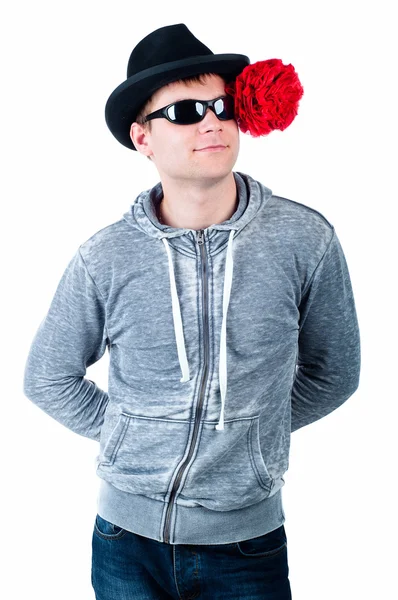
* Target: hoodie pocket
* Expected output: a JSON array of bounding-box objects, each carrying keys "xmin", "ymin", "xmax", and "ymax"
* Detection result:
[
  {"xmin": 98, "ymin": 413, "xmax": 130, "ymax": 467},
  {"xmin": 179, "ymin": 415, "xmax": 275, "ymax": 511},
  {"xmin": 96, "ymin": 412, "xmax": 191, "ymax": 497}
]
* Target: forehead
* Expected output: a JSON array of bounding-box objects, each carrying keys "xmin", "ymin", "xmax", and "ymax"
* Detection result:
[{"xmin": 151, "ymin": 74, "xmax": 226, "ymax": 108}]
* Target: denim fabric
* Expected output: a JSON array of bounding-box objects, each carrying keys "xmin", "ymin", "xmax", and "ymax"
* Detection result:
[
  {"xmin": 23, "ymin": 170, "xmax": 361, "ymax": 544},
  {"xmin": 91, "ymin": 513, "xmax": 292, "ymax": 599}
]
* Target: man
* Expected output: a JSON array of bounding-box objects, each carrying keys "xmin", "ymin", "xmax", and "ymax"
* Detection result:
[{"xmin": 23, "ymin": 23, "xmax": 361, "ymax": 600}]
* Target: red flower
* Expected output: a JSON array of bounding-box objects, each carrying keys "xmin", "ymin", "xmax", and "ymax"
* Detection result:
[{"xmin": 225, "ymin": 59, "xmax": 304, "ymax": 137}]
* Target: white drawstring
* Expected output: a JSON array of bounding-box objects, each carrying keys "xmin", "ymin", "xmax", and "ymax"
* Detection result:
[
  {"xmin": 215, "ymin": 230, "xmax": 235, "ymax": 431},
  {"xmin": 161, "ymin": 238, "xmax": 191, "ymax": 383}
]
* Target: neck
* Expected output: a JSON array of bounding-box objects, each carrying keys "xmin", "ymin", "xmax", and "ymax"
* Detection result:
[{"xmin": 156, "ymin": 172, "xmax": 238, "ymax": 230}]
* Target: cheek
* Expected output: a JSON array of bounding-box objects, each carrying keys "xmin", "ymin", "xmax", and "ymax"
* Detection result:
[
  {"xmin": 229, "ymin": 121, "xmax": 240, "ymax": 137},
  {"xmin": 157, "ymin": 127, "xmax": 189, "ymax": 155}
]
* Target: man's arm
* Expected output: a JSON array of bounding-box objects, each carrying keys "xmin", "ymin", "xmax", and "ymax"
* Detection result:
[
  {"xmin": 23, "ymin": 247, "xmax": 110, "ymax": 441},
  {"xmin": 291, "ymin": 228, "xmax": 361, "ymax": 433}
]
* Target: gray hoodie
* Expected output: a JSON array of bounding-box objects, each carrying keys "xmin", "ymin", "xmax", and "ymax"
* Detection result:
[{"xmin": 23, "ymin": 171, "xmax": 361, "ymax": 545}]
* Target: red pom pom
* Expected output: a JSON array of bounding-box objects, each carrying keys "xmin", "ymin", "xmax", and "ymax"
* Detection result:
[{"xmin": 225, "ymin": 59, "xmax": 304, "ymax": 137}]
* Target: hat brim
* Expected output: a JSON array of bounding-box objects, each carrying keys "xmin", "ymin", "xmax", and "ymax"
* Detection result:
[{"xmin": 105, "ymin": 53, "xmax": 250, "ymax": 151}]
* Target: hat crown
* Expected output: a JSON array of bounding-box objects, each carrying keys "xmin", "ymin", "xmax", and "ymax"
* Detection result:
[{"xmin": 127, "ymin": 24, "xmax": 213, "ymax": 79}]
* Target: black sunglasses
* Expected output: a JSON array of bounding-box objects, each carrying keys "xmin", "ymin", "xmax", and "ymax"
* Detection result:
[{"xmin": 142, "ymin": 95, "xmax": 235, "ymax": 125}]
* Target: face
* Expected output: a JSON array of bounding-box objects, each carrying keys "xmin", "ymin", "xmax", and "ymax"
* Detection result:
[{"xmin": 130, "ymin": 74, "xmax": 240, "ymax": 184}]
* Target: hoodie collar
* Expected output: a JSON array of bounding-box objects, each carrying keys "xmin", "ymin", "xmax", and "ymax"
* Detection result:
[
  {"xmin": 122, "ymin": 171, "xmax": 272, "ymax": 431},
  {"xmin": 124, "ymin": 171, "xmax": 270, "ymax": 240}
]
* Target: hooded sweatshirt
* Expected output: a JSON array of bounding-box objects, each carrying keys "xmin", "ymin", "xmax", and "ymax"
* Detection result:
[{"xmin": 23, "ymin": 171, "xmax": 361, "ymax": 545}]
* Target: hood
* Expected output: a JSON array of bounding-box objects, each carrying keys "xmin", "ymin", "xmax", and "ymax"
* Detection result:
[{"xmin": 122, "ymin": 171, "xmax": 273, "ymax": 431}]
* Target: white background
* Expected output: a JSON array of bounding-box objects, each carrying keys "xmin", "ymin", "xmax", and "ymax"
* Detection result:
[{"xmin": 2, "ymin": 1, "xmax": 396, "ymax": 598}]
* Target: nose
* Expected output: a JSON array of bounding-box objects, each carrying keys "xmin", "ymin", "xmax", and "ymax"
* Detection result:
[{"xmin": 198, "ymin": 106, "xmax": 223, "ymax": 131}]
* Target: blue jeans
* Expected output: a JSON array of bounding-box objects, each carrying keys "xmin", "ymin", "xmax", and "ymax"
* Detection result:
[{"xmin": 91, "ymin": 513, "xmax": 292, "ymax": 599}]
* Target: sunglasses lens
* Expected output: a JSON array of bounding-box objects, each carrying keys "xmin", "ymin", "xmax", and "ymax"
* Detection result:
[
  {"xmin": 167, "ymin": 96, "xmax": 235, "ymax": 124},
  {"xmin": 214, "ymin": 96, "xmax": 234, "ymax": 119},
  {"xmin": 167, "ymin": 100, "xmax": 203, "ymax": 124}
]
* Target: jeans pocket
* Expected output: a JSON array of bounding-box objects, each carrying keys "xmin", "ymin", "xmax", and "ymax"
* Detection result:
[
  {"xmin": 94, "ymin": 514, "xmax": 128, "ymax": 540},
  {"xmin": 236, "ymin": 525, "xmax": 287, "ymax": 557}
]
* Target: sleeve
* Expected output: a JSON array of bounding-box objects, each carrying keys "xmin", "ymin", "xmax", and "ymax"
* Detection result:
[
  {"xmin": 290, "ymin": 227, "xmax": 361, "ymax": 433},
  {"xmin": 23, "ymin": 247, "xmax": 110, "ymax": 441}
]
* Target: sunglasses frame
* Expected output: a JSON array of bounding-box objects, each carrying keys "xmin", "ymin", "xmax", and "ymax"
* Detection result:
[{"xmin": 142, "ymin": 95, "xmax": 235, "ymax": 125}]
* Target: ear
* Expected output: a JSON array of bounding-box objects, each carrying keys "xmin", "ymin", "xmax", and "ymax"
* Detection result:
[{"xmin": 130, "ymin": 122, "xmax": 153, "ymax": 158}]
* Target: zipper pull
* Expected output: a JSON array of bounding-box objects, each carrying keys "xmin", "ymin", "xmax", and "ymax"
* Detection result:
[{"xmin": 197, "ymin": 230, "xmax": 204, "ymax": 245}]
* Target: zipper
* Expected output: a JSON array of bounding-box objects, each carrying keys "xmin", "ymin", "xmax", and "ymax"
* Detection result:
[{"xmin": 163, "ymin": 229, "xmax": 209, "ymax": 544}]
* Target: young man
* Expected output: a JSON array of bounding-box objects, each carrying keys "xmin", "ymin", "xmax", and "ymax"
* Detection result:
[{"xmin": 23, "ymin": 23, "xmax": 361, "ymax": 600}]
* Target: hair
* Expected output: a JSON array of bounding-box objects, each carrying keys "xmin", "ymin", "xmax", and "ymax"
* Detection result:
[{"xmin": 133, "ymin": 72, "xmax": 229, "ymax": 160}]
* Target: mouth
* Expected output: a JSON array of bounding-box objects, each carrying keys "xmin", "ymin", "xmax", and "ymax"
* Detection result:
[{"xmin": 195, "ymin": 145, "xmax": 227, "ymax": 152}]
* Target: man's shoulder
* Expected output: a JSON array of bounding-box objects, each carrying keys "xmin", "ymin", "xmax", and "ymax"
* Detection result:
[
  {"xmin": 264, "ymin": 193, "xmax": 335, "ymax": 263},
  {"xmin": 269, "ymin": 193, "xmax": 334, "ymax": 231},
  {"xmin": 77, "ymin": 217, "xmax": 132, "ymax": 274}
]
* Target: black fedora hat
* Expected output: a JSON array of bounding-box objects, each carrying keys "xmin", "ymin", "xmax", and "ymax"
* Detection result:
[{"xmin": 105, "ymin": 23, "xmax": 250, "ymax": 151}]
